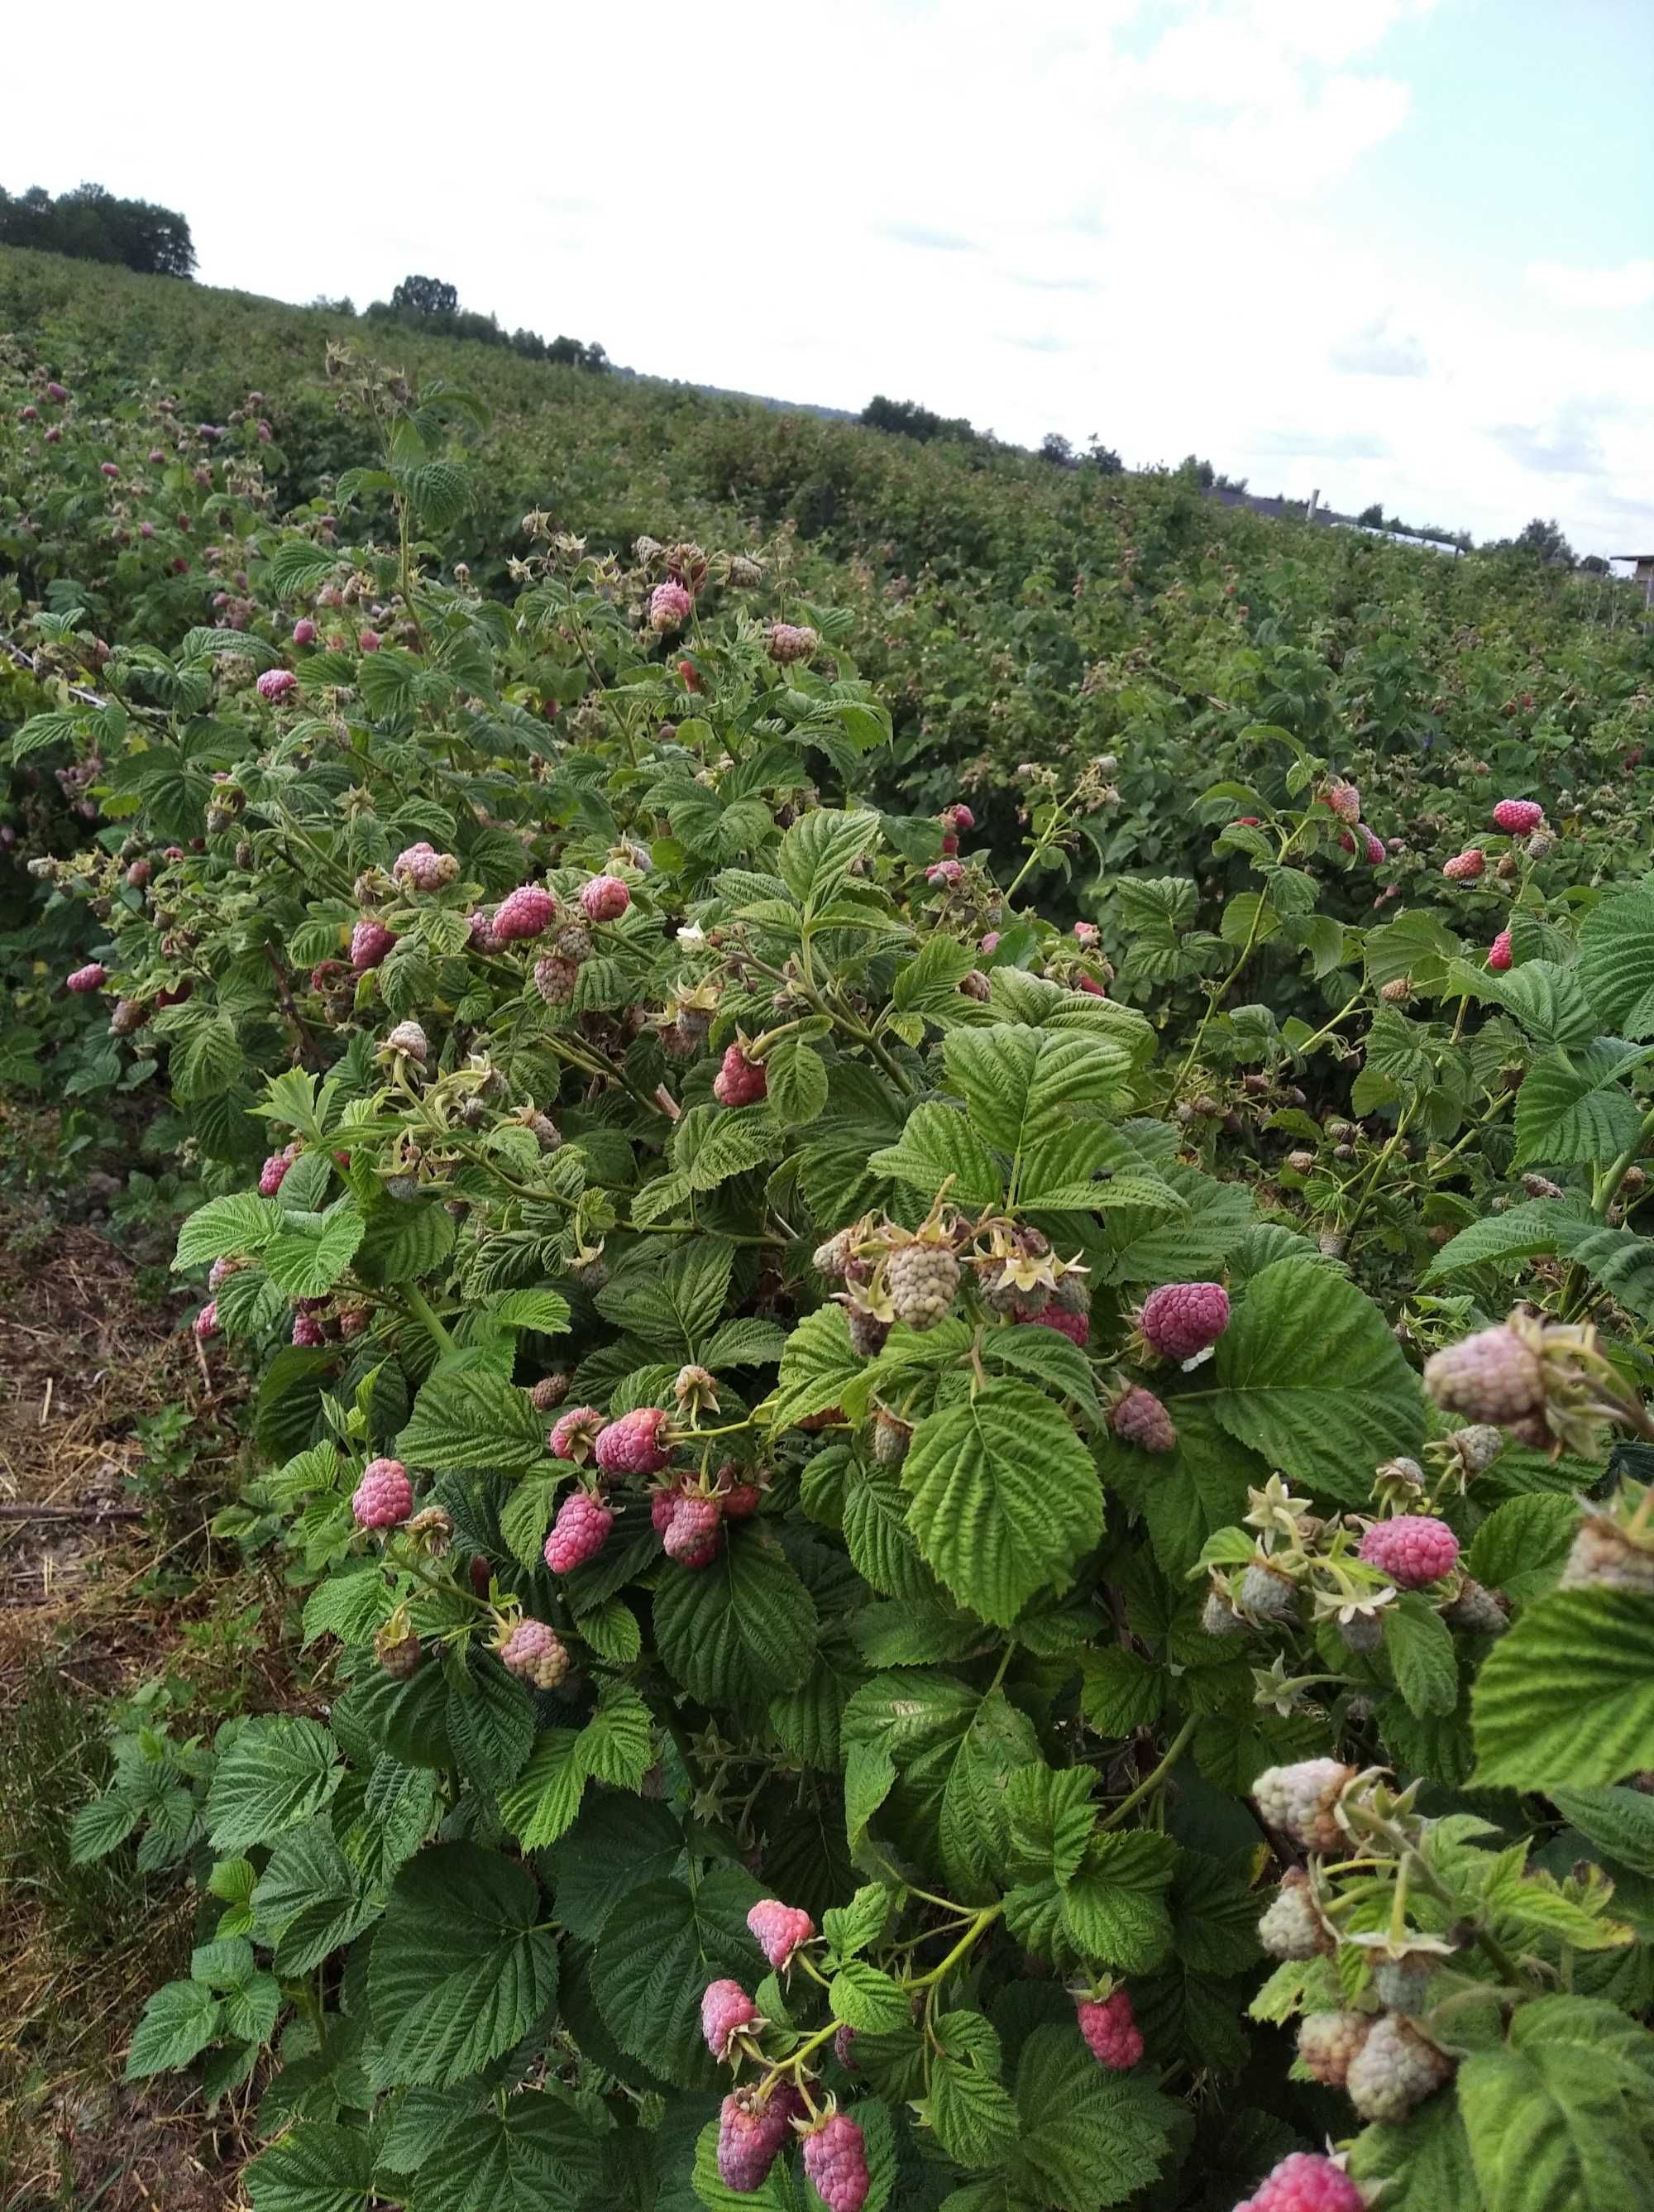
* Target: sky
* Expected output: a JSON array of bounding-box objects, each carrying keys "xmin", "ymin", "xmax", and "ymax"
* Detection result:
[{"xmin": 7, "ymin": 0, "xmax": 1652, "ymax": 553}]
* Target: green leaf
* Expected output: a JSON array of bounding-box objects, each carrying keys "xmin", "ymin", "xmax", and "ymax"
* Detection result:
[
  {"xmin": 765, "ymin": 1037, "xmax": 829, "ymax": 1127},
  {"xmin": 1078, "ymin": 1649, "xmax": 1166, "ymax": 1738},
  {"xmin": 206, "ymin": 1716, "xmax": 342, "ymax": 1850},
  {"xmin": 268, "ymin": 539, "xmax": 342, "ymax": 599},
  {"xmin": 356, "ymin": 1199, "xmax": 457, "ymax": 1287},
  {"xmin": 388, "ymin": 2089, "xmax": 606, "ymax": 2212},
  {"xmin": 547, "ymin": 1793, "xmax": 686, "ymax": 1943},
  {"xmin": 124, "ymin": 1979, "xmax": 222, "ymax": 2078},
  {"xmin": 779, "ymin": 807, "xmax": 883, "ymax": 907},
  {"xmin": 823, "ymin": 1884, "xmax": 895, "ymax": 1961},
  {"xmin": 253, "ymin": 1819, "xmax": 379, "ymax": 1975},
  {"xmin": 1514, "ymin": 1044, "xmax": 1645, "ymax": 1170},
  {"xmin": 829, "ymin": 1961, "xmax": 911, "ymax": 2032},
  {"xmin": 398, "ymin": 1368, "xmax": 548, "ymax": 1474},
  {"xmin": 1467, "ymin": 1495, "xmax": 1580, "ymax": 1605},
  {"xmin": 1580, "ymin": 888, "xmax": 1654, "ymax": 1038},
  {"xmin": 770, "ymin": 1304, "xmax": 874, "ymax": 1432},
  {"xmin": 869, "ymin": 1103, "xmax": 1003, "ymax": 1208},
  {"xmin": 70, "ymin": 1791, "xmax": 142, "ymax": 1864},
  {"xmin": 497, "ymin": 1731, "xmax": 589, "ymax": 1851},
  {"xmin": 590, "ymin": 1868, "xmax": 763, "ymax": 2089},
  {"xmin": 1347, "ymin": 2095, "xmax": 1480, "ymax": 2212},
  {"xmin": 902, "ymin": 1382, "xmax": 1102, "ymax": 1626},
  {"xmin": 981, "ymin": 1326, "xmax": 1102, "ymax": 1421},
  {"xmin": 653, "ymin": 1527, "xmax": 818, "ymax": 1705},
  {"xmin": 174, "ymin": 1192, "xmax": 286, "ymax": 1270},
  {"xmin": 1011, "ymin": 2024, "xmax": 1178, "ymax": 2210},
  {"xmin": 487, "ymin": 1289, "xmax": 574, "ymax": 1336},
  {"xmin": 1197, "ymin": 1259, "xmax": 1425, "ymax": 1502},
  {"xmin": 944, "ymin": 1025, "xmax": 1131, "ymax": 1159},
  {"xmin": 1550, "ymin": 1786, "xmax": 1654, "ymax": 1877},
  {"xmin": 924, "ymin": 2036, "xmax": 1021, "ymax": 2170},
  {"xmin": 1385, "ymin": 1594, "xmax": 1460, "ymax": 1716},
  {"xmin": 173, "ymin": 1015, "xmax": 244, "ymax": 1103},
  {"xmin": 369, "ymin": 1844, "xmax": 559, "ymax": 2088},
  {"xmin": 1422, "ymin": 1198, "xmax": 1589, "ymax": 1283},
  {"xmin": 245, "ymin": 2123, "xmax": 375, "ymax": 2212},
  {"xmin": 446, "ymin": 1650, "xmax": 537, "ymax": 1792},
  {"xmin": 1473, "ymin": 1588, "xmax": 1654, "ymax": 1789},
  {"xmin": 1061, "ymin": 1831, "xmax": 1177, "ymax": 1974},
  {"xmin": 261, "ymin": 1206, "xmax": 367, "ymax": 1300},
  {"xmin": 1457, "ymin": 1996, "xmax": 1654, "ymax": 2210}
]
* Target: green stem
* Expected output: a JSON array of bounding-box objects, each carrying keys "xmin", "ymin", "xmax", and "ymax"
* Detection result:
[
  {"xmin": 909, "ymin": 1904, "xmax": 1002, "ymax": 1990},
  {"xmin": 1097, "ymin": 1716, "xmax": 1197, "ymax": 1832},
  {"xmin": 404, "ymin": 1281, "xmax": 454, "ymax": 1354}
]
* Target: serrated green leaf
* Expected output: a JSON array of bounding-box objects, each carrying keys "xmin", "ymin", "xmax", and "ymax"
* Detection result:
[
  {"xmin": 399, "ymin": 1368, "xmax": 548, "ymax": 1474},
  {"xmin": 590, "ymin": 1868, "xmax": 762, "ymax": 2089},
  {"xmin": 206, "ymin": 1716, "xmax": 342, "ymax": 1850},
  {"xmin": 124, "ymin": 1979, "xmax": 222, "ymax": 2079},
  {"xmin": 902, "ymin": 1382, "xmax": 1102, "ymax": 1625},
  {"xmin": 1473, "ymin": 1588, "xmax": 1654, "ymax": 1789},
  {"xmin": 654, "ymin": 1527, "xmax": 818, "ymax": 1705}
]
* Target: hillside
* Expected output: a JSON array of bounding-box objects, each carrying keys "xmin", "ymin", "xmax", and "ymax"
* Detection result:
[{"xmin": 6, "ymin": 244, "xmax": 1654, "ymax": 2212}]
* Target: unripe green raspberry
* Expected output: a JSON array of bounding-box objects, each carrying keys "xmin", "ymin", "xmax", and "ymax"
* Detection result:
[
  {"xmin": 1345, "ymin": 2013, "xmax": 1454, "ymax": 2123},
  {"xmin": 1257, "ymin": 1872, "xmax": 1331, "ymax": 1961},
  {"xmin": 1297, "ymin": 2009, "xmax": 1371, "ymax": 2089},
  {"xmin": 886, "ymin": 1240, "xmax": 960, "ymax": 1329},
  {"xmin": 1253, "ymin": 1760, "xmax": 1357, "ymax": 1853}
]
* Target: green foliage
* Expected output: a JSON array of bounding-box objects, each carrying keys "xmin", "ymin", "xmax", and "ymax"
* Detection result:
[{"xmin": 11, "ymin": 292, "xmax": 1654, "ymax": 2212}]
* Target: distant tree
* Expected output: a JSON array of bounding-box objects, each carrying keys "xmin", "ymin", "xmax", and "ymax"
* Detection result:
[
  {"xmin": 309, "ymin": 294, "xmax": 356, "ymax": 315},
  {"xmin": 861, "ymin": 395, "xmax": 974, "ymax": 444},
  {"xmin": 1580, "ymin": 553, "xmax": 1609, "ymax": 575},
  {"xmin": 1516, "ymin": 516, "xmax": 1575, "ymax": 566},
  {"xmin": 1357, "ymin": 502, "xmax": 1385, "ymax": 528},
  {"xmin": 0, "ymin": 180, "xmax": 195, "ymax": 276},
  {"xmin": 1039, "ymin": 432, "xmax": 1077, "ymax": 468},
  {"xmin": 1084, "ymin": 436, "xmax": 1123, "ymax": 475},
  {"xmin": 390, "ymin": 274, "xmax": 460, "ymax": 318}
]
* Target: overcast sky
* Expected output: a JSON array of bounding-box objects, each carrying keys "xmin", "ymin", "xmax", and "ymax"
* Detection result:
[{"xmin": 9, "ymin": 0, "xmax": 1652, "ymax": 553}]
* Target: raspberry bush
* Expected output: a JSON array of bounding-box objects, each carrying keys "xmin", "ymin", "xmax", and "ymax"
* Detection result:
[{"xmin": 12, "ymin": 330, "xmax": 1654, "ymax": 2212}]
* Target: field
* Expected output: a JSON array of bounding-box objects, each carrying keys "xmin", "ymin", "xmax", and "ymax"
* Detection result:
[{"xmin": 2, "ymin": 245, "xmax": 1653, "ymax": 2212}]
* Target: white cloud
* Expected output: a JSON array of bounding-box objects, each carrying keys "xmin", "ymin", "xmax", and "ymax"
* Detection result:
[
  {"xmin": 1527, "ymin": 260, "xmax": 1654, "ymax": 311},
  {"xmin": 2, "ymin": 0, "xmax": 1645, "ymax": 552}
]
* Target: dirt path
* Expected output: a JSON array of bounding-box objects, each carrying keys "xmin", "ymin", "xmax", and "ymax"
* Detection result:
[{"xmin": 0, "ymin": 1211, "xmax": 268, "ymax": 2210}]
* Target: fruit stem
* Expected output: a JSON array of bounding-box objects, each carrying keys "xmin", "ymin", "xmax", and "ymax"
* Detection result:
[
  {"xmin": 403, "ymin": 1282, "xmax": 454, "ymax": 1354},
  {"xmin": 908, "ymin": 1903, "xmax": 1002, "ymax": 1990},
  {"xmin": 1097, "ymin": 1715, "xmax": 1197, "ymax": 1832}
]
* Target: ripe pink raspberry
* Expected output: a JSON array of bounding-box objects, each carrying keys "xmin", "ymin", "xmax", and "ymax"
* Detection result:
[
  {"xmin": 801, "ymin": 2112, "xmax": 868, "ymax": 2212},
  {"xmin": 548, "ymin": 1406, "xmax": 605, "ymax": 1463},
  {"xmin": 716, "ymin": 2085, "xmax": 804, "ymax": 2192},
  {"xmin": 1321, "ymin": 781, "xmax": 1361, "ymax": 824},
  {"xmin": 700, "ymin": 1978, "xmax": 760, "ymax": 2061},
  {"xmin": 716, "ymin": 1466, "xmax": 765, "ymax": 1519},
  {"xmin": 351, "ymin": 916, "xmax": 397, "ymax": 970},
  {"xmin": 352, "ymin": 1457, "xmax": 414, "ymax": 1529},
  {"xmin": 925, "ymin": 858, "xmax": 964, "ymax": 888},
  {"xmin": 100, "ymin": 461, "xmax": 121, "ymax": 481},
  {"xmin": 543, "ymin": 1489, "xmax": 614, "ymax": 1573},
  {"xmin": 496, "ymin": 1616, "xmax": 569, "ymax": 1689},
  {"xmin": 533, "ymin": 952, "xmax": 578, "ymax": 1004},
  {"xmin": 1346, "ymin": 2013, "xmax": 1454, "ymax": 2123},
  {"xmin": 1441, "ymin": 849, "xmax": 1485, "ymax": 882},
  {"xmin": 293, "ymin": 618, "xmax": 318, "ymax": 645},
  {"xmin": 942, "ymin": 802, "xmax": 975, "ymax": 831},
  {"xmin": 494, "ymin": 884, "xmax": 557, "ymax": 942},
  {"xmin": 256, "ymin": 668, "xmax": 298, "ymax": 704},
  {"xmin": 713, "ymin": 1045, "xmax": 767, "ymax": 1108},
  {"xmin": 1140, "ymin": 1281, "xmax": 1230, "ymax": 1362},
  {"xmin": 358, "ymin": 629, "xmax": 381, "ymax": 653},
  {"xmin": 1075, "ymin": 1989, "xmax": 1143, "ymax": 2070},
  {"xmin": 1358, "ymin": 1513, "xmax": 1459, "ymax": 1588},
  {"xmin": 45, "ymin": 381, "xmax": 69, "ymax": 402},
  {"xmin": 531, "ymin": 1374, "xmax": 571, "ymax": 1413},
  {"xmin": 194, "ymin": 1302, "xmax": 220, "ymax": 1340},
  {"xmin": 581, "ymin": 874, "xmax": 630, "ymax": 922},
  {"xmin": 1109, "ymin": 1385, "xmax": 1177, "ymax": 1453},
  {"xmin": 835, "ymin": 2024, "xmax": 860, "ymax": 2071},
  {"xmin": 1017, "ymin": 1305, "xmax": 1089, "ymax": 1348},
  {"xmin": 649, "ymin": 581, "xmax": 692, "ymax": 632},
  {"xmin": 1493, "ymin": 797, "xmax": 1544, "ymax": 834},
  {"xmin": 747, "ymin": 1898, "xmax": 815, "ymax": 1971},
  {"xmin": 259, "ymin": 1151, "xmax": 294, "ymax": 1196},
  {"xmin": 1234, "ymin": 2152, "xmax": 1366, "ymax": 2212},
  {"xmin": 980, "ymin": 931, "xmax": 1001, "ymax": 954},
  {"xmin": 595, "ymin": 1406, "xmax": 674, "ymax": 1477},
  {"xmin": 65, "ymin": 963, "xmax": 107, "ymax": 993},
  {"xmin": 125, "ymin": 859, "xmax": 151, "ymax": 889},
  {"xmin": 650, "ymin": 1483, "xmax": 683, "ymax": 1534},
  {"xmin": 1423, "ymin": 1323, "xmax": 1545, "ymax": 1428},
  {"xmin": 1358, "ymin": 825, "xmax": 1385, "ymax": 866},
  {"xmin": 208, "ymin": 1257, "xmax": 241, "ymax": 1291},
  {"xmin": 766, "ymin": 621, "xmax": 818, "ymax": 665},
  {"xmin": 664, "ymin": 1492, "xmax": 723, "ymax": 1566},
  {"xmin": 1253, "ymin": 1760, "xmax": 1357, "ymax": 1853},
  {"xmin": 1488, "ymin": 928, "xmax": 1513, "ymax": 971},
  {"xmin": 394, "ymin": 841, "xmax": 457, "ymax": 892}
]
